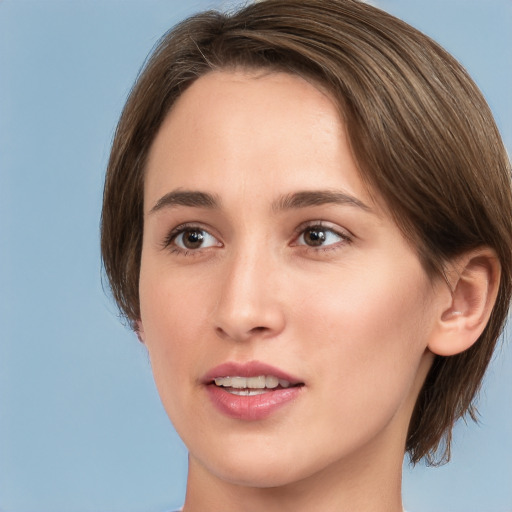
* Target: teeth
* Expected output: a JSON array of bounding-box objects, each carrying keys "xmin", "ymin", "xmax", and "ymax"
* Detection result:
[
  {"xmin": 250, "ymin": 375, "xmax": 266, "ymax": 388},
  {"xmin": 227, "ymin": 389, "xmax": 269, "ymax": 396},
  {"xmin": 214, "ymin": 375, "xmax": 292, "ymax": 389},
  {"xmin": 265, "ymin": 375, "xmax": 279, "ymax": 388}
]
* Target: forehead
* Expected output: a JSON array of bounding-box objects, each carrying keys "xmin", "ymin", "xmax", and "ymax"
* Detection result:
[{"xmin": 144, "ymin": 70, "xmax": 376, "ymax": 212}]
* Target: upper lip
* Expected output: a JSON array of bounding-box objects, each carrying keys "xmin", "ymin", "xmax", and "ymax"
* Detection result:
[{"xmin": 202, "ymin": 360, "xmax": 303, "ymax": 385}]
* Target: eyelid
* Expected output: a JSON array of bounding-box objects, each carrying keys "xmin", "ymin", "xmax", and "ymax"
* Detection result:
[
  {"xmin": 293, "ymin": 220, "xmax": 352, "ymax": 238},
  {"xmin": 162, "ymin": 222, "xmax": 222, "ymax": 252},
  {"xmin": 161, "ymin": 220, "xmax": 352, "ymax": 254},
  {"xmin": 291, "ymin": 220, "xmax": 353, "ymax": 247}
]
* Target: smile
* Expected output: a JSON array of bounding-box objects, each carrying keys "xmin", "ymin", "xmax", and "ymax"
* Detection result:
[
  {"xmin": 204, "ymin": 362, "xmax": 304, "ymax": 420},
  {"xmin": 214, "ymin": 375, "xmax": 292, "ymax": 395}
]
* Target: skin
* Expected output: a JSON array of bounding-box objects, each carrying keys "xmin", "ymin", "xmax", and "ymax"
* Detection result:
[{"xmin": 138, "ymin": 70, "xmax": 448, "ymax": 512}]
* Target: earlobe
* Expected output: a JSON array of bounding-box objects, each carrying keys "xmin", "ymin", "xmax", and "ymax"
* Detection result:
[{"xmin": 428, "ymin": 248, "xmax": 501, "ymax": 357}]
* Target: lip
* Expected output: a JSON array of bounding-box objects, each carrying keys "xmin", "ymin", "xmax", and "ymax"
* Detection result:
[{"xmin": 202, "ymin": 360, "xmax": 304, "ymax": 421}]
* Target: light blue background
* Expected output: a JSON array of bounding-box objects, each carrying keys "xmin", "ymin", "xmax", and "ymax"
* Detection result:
[{"xmin": 1, "ymin": 1, "xmax": 510, "ymax": 511}]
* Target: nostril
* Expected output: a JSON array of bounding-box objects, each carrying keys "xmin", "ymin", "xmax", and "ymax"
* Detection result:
[{"xmin": 214, "ymin": 324, "xmax": 271, "ymax": 341}]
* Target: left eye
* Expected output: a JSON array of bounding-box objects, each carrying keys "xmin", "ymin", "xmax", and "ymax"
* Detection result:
[
  {"xmin": 173, "ymin": 228, "xmax": 220, "ymax": 250},
  {"xmin": 296, "ymin": 225, "xmax": 346, "ymax": 247}
]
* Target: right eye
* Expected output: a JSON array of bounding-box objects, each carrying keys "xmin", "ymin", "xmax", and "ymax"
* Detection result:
[{"xmin": 167, "ymin": 226, "xmax": 221, "ymax": 253}]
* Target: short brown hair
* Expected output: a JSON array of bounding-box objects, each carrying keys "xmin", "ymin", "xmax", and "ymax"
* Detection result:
[{"xmin": 101, "ymin": 0, "xmax": 512, "ymax": 464}]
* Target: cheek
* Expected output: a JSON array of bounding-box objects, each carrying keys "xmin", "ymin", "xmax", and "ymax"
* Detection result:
[
  {"xmin": 295, "ymin": 261, "xmax": 430, "ymax": 345},
  {"xmin": 291, "ymin": 261, "xmax": 433, "ymax": 410},
  {"xmin": 139, "ymin": 266, "xmax": 213, "ymax": 406},
  {"xmin": 140, "ymin": 254, "xmax": 212, "ymax": 338}
]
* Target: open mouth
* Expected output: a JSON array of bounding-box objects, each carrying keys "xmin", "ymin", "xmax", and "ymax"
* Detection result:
[
  {"xmin": 204, "ymin": 363, "xmax": 305, "ymax": 420},
  {"xmin": 212, "ymin": 375, "xmax": 303, "ymax": 396}
]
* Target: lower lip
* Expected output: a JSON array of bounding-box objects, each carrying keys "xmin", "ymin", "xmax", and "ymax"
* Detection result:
[{"xmin": 206, "ymin": 385, "xmax": 303, "ymax": 421}]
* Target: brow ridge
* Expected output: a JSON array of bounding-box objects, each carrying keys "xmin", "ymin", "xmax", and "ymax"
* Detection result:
[
  {"xmin": 272, "ymin": 190, "xmax": 371, "ymax": 212},
  {"xmin": 150, "ymin": 190, "xmax": 219, "ymax": 213},
  {"xmin": 150, "ymin": 188, "xmax": 371, "ymax": 215}
]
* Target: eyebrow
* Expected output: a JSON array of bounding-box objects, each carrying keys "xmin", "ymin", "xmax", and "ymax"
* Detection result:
[
  {"xmin": 272, "ymin": 190, "xmax": 372, "ymax": 213},
  {"xmin": 149, "ymin": 190, "xmax": 220, "ymax": 213},
  {"xmin": 149, "ymin": 188, "xmax": 372, "ymax": 215}
]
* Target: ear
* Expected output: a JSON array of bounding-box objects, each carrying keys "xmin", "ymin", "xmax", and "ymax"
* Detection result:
[
  {"xmin": 428, "ymin": 247, "xmax": 501, "ymax": 356},
  {"xmin": 135, "ymin": 320, "xmax": 146, "ymax": 344}
]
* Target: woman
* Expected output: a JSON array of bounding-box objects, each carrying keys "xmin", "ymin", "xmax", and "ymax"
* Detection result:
[{"xmin": 101, "ymin": 1, "xmax": 512, "ymax": 510}]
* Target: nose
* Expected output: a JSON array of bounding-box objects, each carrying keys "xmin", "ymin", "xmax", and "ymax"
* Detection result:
[{"xmin": 213, "ymin": 249, "xmax": 286, "ymax": 342}]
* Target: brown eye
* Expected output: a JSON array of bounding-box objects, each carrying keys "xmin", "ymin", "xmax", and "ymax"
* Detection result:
[
  {"xmin": 297, "ymin": 225, "xmax": 347, "ymax": 248},
  {"xmin": 181, "ymin": 229, "xmax": 204, "ymax": 249},
  {"xmin": 303, "ymin": 227, "xmax": 327, "ymax": 246},
  {"xmin": 171, "ymin": 227, "xmax": 220, "ymax": 251}
]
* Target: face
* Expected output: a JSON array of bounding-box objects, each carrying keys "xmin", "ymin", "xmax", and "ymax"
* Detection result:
[{"xmin": 139, "ymin": 70, "xmax": 440, "ymax": 488}]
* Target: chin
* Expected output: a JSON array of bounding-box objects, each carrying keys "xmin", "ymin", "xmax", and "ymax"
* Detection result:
[
  {"xmin": 210, "ymin": 460, "xmax": 306, "ymax": 489},
  {"xmin": 190, "ymin": 442, "xmax": 316, "ymax": 489}
]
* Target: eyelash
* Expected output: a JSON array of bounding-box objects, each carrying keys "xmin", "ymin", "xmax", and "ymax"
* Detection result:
[
  {"xmin": 292, "ymin": 221, "xmax": 353, "ymax": 252},
  {"xmin": 162, "ymin": 221, "xmax": 353, "ymax": 256},
  {"xmin": 162, "ymin": 223, "xmax": 221, "ymax": 257}
]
